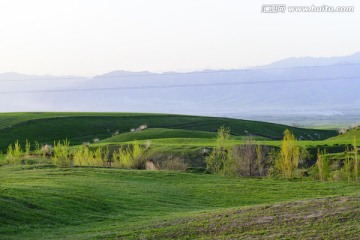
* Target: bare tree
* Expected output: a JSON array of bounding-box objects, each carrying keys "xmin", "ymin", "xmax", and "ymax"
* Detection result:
[
  {"xmin": 232, "ymin": 137, "xmax": 255, "ymax": 177},
  {"xmin": 232, "ymin": 136, "xmax": 270, "ymax": 177}
]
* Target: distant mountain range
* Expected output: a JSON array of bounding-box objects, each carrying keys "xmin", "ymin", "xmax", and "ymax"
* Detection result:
[{"xmin": 1, "ymin": 52, "xmax": 360, "ymax": 125}]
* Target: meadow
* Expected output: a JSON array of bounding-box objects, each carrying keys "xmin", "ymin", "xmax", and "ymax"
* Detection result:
[
  {"xmin": 0, "ymin": 112, "xmax": 359, "ymax": 239},
  {"xmin": 1, "ymin": 165, "xmax": 359, "ymax": 239},
  {"xmin": 0, "ymin": 112, "xmax": 337, "ymax": 151}
]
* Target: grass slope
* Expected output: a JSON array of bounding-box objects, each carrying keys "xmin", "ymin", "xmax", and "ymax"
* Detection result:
[
  {"xmin": 119, "ymin": 195, "xmax": 360, "ymax": 239},
  {"xmin": 331, "ymin": 127, "xmax": 360, "ymax": 141},
  {"xmin": 0, "ymin": 112, "xmax": 337, "ymax": 151},
  {"xmin": 100, "ymin": 128, "xmax": 218, "ymax": 143},
  {"xmin": 0, "ymin": 112, "xmax": 157, "ymax": 131},
  {"xmin": 0, "ymin": 165, "xmax": 359, "ymax": 239}
]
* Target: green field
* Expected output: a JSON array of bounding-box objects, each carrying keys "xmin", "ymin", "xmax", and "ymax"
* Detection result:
[
  {"xmin": 1, "ymin": 112, "xmax": 359, "ymax": 239},
  {"xmin": 0, "ymin": 112, "xmax": 337, "ymax": 151},
  {"xmin": 128, "ymin": 195, "xmax": 360, "ymax": 239},
  {"xmin": 100, "ymin": 128, "xmax": 218, "ymax": 143},
  {"xmin": 1, "ymin": 165, "xmax": 359, "ymax": 239}
]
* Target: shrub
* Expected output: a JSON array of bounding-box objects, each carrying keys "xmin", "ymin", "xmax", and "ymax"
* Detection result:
[
  {"xmin": 52, "ymin": 139, "xmax": 71, "ymax": 167},
  {"xmin": 5, "ymin": 140, "xmax": 23, "ymax": 164},
  {"xmin": 73, "ymin": 147, "xmax": 86, "ymax": 166},
  {"xmin": 13, "ymin": 140, "xmax": 22, "ymax": 161},
  {"xmin": 112, "ymin": 142, "xmax": 147, "ymax": 169},
  {"xmin": 161, "ymin": 157, "xmax": 187, "ymax": 171},
  {"xmin": 6, "ymin": 145, "xmax": 16, "ymax": 164},
  {"xmin": 206, "ymin": 126, "xmax": 234, "ymax": 175}
]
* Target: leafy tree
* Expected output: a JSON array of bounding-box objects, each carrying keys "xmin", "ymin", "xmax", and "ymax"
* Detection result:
[
  {"xmin": 13, "ymin": 140, "xmax": 22, "ymax": 161},
  {"xmin": 73, "ymin": 147, "xmax": 83, "ymax": 166},
  {"xmin": 52, "ymin": 139, "xmax": 71, "ymax": 167},
  {"xmin": 131, "ymin": 142, "xmax": 147, "ymax": 169},
  {"xmin": 6, "ymin": 145, "xmax": 15, "ymax": 164},
  {"xmin": 206, "ymin": 126, "xmax": 234, "ymax": 175},
  {"xmin": 73, "ymin": 146, "xmax": 90, "ymax": 166},
  {"xmin": 276, "ymin": 129, "xmax": 299, "ymax": 178},
  {"xmin": 93, "ymin": 147, "xmax": 102, "ymax": 166},
  {"xmin": 118, "ymin": 146, "xmax": 132, "ymax": 168},
  {"xmin": 6, "ymin": 140, "xmax": 22, "ymax": 164}
]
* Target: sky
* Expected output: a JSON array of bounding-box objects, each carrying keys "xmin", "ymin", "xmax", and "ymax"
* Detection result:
[{"xmin": 0, "ymin": 0, "xmax": 360, "ymax": 76}]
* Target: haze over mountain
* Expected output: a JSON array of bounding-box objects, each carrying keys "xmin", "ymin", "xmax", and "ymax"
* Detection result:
[
  {"xmin": 1, "ymin": 52, "xmax": 360, "ymax": 124},
  {"xmin": 257, "ymin": 52, "xmax": 360, "ymax": 69}
]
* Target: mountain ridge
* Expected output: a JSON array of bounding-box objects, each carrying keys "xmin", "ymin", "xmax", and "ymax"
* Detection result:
[{"xmin": 1, "ymin": 52, "xmax": 360, "ymax": 124}]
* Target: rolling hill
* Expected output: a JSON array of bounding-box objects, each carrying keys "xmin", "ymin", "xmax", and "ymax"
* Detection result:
[
  {"xmin": 0, "ymin": 112, "xmax": 337, "ymax": 151},
  {"xmin": 120, "ymin": 195, "xmax": 360, "ymax": 239},
  {"xmin": 99, "ymin": 128, "xmax": 218, "ymax": 143},
  {"xmin": 331, "ymin": 127, "xmax": 360, "ymax": 141}
]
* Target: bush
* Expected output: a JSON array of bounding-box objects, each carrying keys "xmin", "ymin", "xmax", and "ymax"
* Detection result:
[
  {"xmin": 206, "ymin": 126, "xmax": 233, "ymax": 175},
  {"xmin": 161, "ymin": 157, "xmax": 187, "ymax": 171},
  {"xmin": 52, "ymin": 139, "xmax": 71, "ymax": 167},
  {"xmin": 112, "ymin": 142, "xmax": 147, "ymax": 169},
  {"xmin": 5, "ymin": 140, "xmax": 23, "ymax": 164}
]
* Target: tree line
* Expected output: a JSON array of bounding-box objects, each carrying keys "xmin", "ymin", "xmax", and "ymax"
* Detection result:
[
  {"xmin": 1, "ymin": 127, "xmax": 359, "ymax": 181},
  {"xmin": 3, "ymin": 139, "xmax": 149, "ymax": 169},
  {"xmin": 206, "ymin": 126, "xmax": 359, "ymax": 181}
]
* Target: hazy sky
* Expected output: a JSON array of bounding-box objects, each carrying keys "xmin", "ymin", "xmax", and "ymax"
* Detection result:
[{"xmin": 0, "ymin": 0, "xmax": 359, "ymax": 76}]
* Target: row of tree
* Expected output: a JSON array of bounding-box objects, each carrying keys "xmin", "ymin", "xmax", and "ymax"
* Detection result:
[
  {"xmin": 4, "ymin": 139, "xmax": 148, "ymax": 169},
  {"xmin": 2, "ymin": 128, "xmax": 359, "ymax": 181},
  {"xmin": 206, "ymin": 127, "xmax": 359, "ymax": 181}
]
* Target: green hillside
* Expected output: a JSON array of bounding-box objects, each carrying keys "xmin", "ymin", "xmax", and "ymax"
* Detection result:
[
  {"xmin": 100, "ymin": 128, "xmax": 218, "ymax": 143},
  {"xmin": 0, "ymin": 112, "xmax": 337, "ymax": 151},
  {"xmin": 121, "ymin": 195, "xmax": 360, "ymax": 239},
  {"xmin": 0, "ymin": 112, "xmax": 157, "ymax": 130},
  {"xmin": 1, "ymin": 165, "xmax": 359, "ymax": 239},
  {"xmin": 331, "ymin": 127, "xmax": 360, "ymax": 141}
]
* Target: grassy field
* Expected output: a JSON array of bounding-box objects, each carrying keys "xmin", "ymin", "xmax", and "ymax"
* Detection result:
[
  {"xmin": 100, "ymin": 128, "xmax": 219, "ymax": 143},
  {"xmin": 0, "ymin": 113, "xmax": 359, "ymax": 239},
  {"xmin": 122, "ymin": 195, "xmax": 360, "ymax": 239},
  {"xmin": 0, "ymin": 112, "xmax": 159, "ymax": 130},
  {"xmin": 0, "ymin": 112, "xmax": 337, "ymax": 151},
  {"xmin": 1, "ymin": 165, "xmax": 359, "ymax": 239}
]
